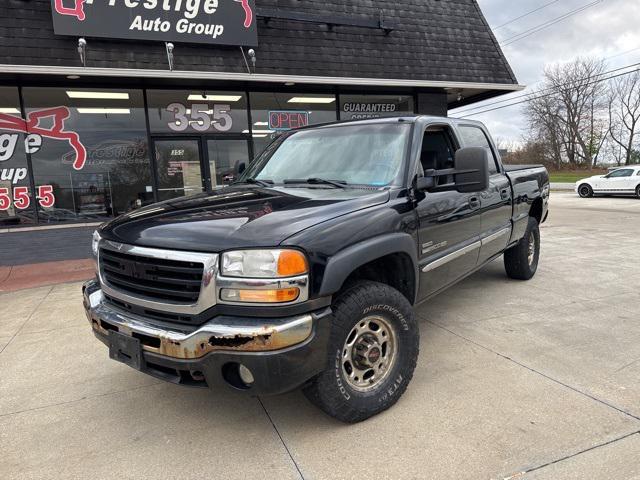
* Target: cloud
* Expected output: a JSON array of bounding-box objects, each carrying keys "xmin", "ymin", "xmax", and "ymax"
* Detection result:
[{"xmin": 451, "ymin": 0, "xmax": 640, "ymax": 143}]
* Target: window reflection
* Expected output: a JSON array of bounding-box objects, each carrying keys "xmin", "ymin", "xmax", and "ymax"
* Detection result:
[
  {"xmin": 22, "ymin": 88, "xmax": 154, "ymax": 223},
  {"xmin": 0, "ymin": 87, "xmax": 36, "ymax": 226},
  {"xmin": 250, "ymin": 93, "xmax": 337, "ymax": 157}
]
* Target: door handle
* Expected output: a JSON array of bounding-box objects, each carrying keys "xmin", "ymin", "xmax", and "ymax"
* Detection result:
[
  {"xmin": 500, "ymin": 189, "xmax": 510, "ymax": 200},
  {"xmin": 468, "ymin": 196, "xmax": 481, "ymax": 210}
]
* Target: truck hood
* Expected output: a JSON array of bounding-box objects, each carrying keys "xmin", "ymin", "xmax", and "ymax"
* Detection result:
[{"xmin": 100, "ymin": 185, "xmax": 390, "ymax": 252}]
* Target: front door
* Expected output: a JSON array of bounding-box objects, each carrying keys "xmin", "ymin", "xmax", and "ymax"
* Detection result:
[
  {"xmin": 415, "ymin": 125, "xmax": 481, "ymax": 300},
  {"xmin": 153, "ymin": 138, "xmax": 207, "ymax": 201},
  {"xmin": 597, "ymin": 168, "xmax": 635, "ymax": 193}
]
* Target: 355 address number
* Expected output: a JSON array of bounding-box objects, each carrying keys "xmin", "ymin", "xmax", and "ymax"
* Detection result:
[
  {"xmin": 0, "ymin": 185, "xmax": 55, "ymax": 211},
  {"xmin": 167, "ymin": 103, "xmax": 233, "ymax": 132}
]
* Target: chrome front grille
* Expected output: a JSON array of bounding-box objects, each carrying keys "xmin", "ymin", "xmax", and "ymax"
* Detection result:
[
  {"xmin": 97, "ymin": 241, "xmax": 219, "ymax": 315},
  {"xmin": 100, "ymin": 248, "xmax": 204, "ymax": 303}
]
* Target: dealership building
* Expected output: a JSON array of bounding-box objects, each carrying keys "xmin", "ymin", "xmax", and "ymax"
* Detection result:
[{"xmin": 0, "ymin": 0, "xmax": 520, "ymax": 263}]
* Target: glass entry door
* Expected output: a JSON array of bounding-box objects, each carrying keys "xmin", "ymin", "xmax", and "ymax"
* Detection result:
[
  {"xmin": 206, "ymin": 139, "xmax": 250, "ymax": 187},
  {"xmin": 153, "ymin": 138, "xmax": 206, "ymax": 201}
]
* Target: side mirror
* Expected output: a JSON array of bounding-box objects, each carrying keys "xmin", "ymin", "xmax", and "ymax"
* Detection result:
[
  {"xmin": 238, "ymin": 162, "xmax": 246, "ymax": 174},
  {"xmin": 416, "ymin": 147, "xmax": 489, "ymax": 194},
  {"xmin": 453, "ymin": 147, "xmax": 490, "ymax": 193}
]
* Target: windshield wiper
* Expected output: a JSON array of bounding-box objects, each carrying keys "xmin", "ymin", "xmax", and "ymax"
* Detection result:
[
  {"xmin": 237, "ymin": 178, "xmax": 273, "ymax": 187},
  {"xmin": 283, "ymin": 178, "xmax": 348, "ymax": 189}
]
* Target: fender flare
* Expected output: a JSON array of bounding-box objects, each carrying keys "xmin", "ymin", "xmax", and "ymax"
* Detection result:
[{"xmin": 318, "ymin": 233, "xmax": 419, "ymax": 302}]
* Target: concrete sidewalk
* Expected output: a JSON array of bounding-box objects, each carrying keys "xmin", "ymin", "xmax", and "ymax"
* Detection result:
[
  {"xmin": 1, "ymin": 192, "xmax": 639, "ymax": 479},
  {"xmin": 0, "ymin": 259, "xmax": 94, "ymax": 293}
]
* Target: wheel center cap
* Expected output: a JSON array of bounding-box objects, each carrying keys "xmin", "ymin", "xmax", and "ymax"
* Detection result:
[{"xmin": 367, "ymin": 347, "xmax": 381, "ymax": 364}]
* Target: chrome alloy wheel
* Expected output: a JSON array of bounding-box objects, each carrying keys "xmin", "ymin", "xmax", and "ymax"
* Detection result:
[
  {"xmin": 341, "ymin": 315, "xmax": 397, "ymax": 392},
  {"xmin": 527, "ymin": 232, "xmax": 536, "ymax": 266}
]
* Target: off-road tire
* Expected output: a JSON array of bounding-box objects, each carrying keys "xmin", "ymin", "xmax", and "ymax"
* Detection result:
[
  {"xmin": 303, "ymin": 281, "xmax": 419, "ymax": 423},
  {"xmin": 578, "ymin": 184, "xmax": 593, "ymax": 198},
  {"xmin": 504, "ymin": 217, "xmax": 540, "ymax": 280}
]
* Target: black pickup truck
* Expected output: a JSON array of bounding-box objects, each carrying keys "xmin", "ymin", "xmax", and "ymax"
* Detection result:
[{"xmin": 83, "ymin": 116, "xmax": 549, "ymax": 423}]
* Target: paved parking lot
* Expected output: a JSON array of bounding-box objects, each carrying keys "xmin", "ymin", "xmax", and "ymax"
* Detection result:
[{"xmin": 1, "ymin": 192, "xmax": 639, "ymax": 480}]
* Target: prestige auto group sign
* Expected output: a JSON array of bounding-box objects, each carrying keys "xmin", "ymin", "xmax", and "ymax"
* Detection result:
[{"xmin": 51, "ymin": 0, "xmax": 258, "ymax": 46}]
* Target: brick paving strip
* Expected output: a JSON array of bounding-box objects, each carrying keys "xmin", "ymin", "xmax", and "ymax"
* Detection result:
[{"xmin": 0, "ymin": 259, "xmax": 94, "ymax": 292}]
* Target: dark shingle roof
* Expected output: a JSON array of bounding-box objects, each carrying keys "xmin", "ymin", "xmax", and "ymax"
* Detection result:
[{"xmin": 1, "ymin": 0, "xmax": 517, "ymax": 85}]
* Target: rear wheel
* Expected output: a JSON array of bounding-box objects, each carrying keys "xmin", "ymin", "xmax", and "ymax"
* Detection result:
[
  {"xmin": 636, "ymin": 185, "xmax": 640, "ymax": 198},
  {"xmin": 504, "ymin": 217, "xmax": 540, "ymax": 280},
  {"xmin": 578, "ymin": 184, "xmax": 593, "ymax": 198},
  {"xmin": 303, "ymin": 281, "xmax": 419, "ymax": 423}
]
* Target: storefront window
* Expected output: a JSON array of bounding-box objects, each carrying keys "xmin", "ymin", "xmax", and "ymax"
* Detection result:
[
  {"xmin": 206, "ymin": 139, "xmax": 250, "ymax": 187},
  {"xmin": 147, "ymin": 90, "xmax": 248, "ymax": 134},
  {"xmin": 0, "ymin": 87, "xmax": 36, "ymax": 226},
  {"xmin": 250, "ymin": 92, "xmax": 337, "ymax": 156},
  {"xmin": 340, "ymin": 94, "xmax": 415, "ymax": 121},
  {"xmin": 22, "ymin": 88, "xmax": 153, "ymax": 223}
]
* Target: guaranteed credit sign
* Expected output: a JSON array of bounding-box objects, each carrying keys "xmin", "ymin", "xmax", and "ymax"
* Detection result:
[{"xmin": 51, "ymin": 0, "xmax": 258, "ymax": 47}]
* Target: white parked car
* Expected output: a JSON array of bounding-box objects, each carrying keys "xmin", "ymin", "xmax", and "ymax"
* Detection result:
[{"xmin": 576, "ymin": 166, "xmax": 640, "ymax": 198}]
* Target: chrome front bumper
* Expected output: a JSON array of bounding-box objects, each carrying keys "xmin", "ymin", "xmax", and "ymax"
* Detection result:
[{"xmin": 83, "ymin": 280, "xmax": 315, "ymax": 360}]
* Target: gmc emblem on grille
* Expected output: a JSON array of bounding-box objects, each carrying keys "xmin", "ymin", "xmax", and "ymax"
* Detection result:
[{"xmin": 121, "ymin": 261, "xmax": 146, "ymax": 279}]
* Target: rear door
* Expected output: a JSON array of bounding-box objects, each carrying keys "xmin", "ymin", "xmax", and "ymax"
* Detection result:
[
  {"xmin": 415, "ymin": 125, "xmax": 481, "ymax": 300},
  {"xmin": 456, "ymin": 125, "xmax": 511, "ymax": 264}
]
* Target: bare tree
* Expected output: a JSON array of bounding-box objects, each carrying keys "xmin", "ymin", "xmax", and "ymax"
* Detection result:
[
  {"xmin": 608, "ymin": 70, "xmax": 640, "ymax": 165},
  {"xmin": 526, "ymin": 93, "xmax": 564, "ymax": 168},
  {"xmin": 526, "ymin": 58, "xmax": 609, "ymax": 169}
]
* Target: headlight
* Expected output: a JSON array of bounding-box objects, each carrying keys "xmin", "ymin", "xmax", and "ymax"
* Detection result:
[
  {"xmin": 91, "ymin": 230, "xmax": 101, "ymax": 257},
  {"xmin": 221, "ymin": 249, "xmax": 308, "ymax": 278}
]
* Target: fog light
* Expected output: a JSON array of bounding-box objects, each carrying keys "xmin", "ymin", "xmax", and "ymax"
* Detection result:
[
  {"xmin": 221, "ymin": 288, "xmax": 300, "ymax": 303},
  {"xmin": 238, "ymin": 364, "xmax": 254, "ymax": 385}
]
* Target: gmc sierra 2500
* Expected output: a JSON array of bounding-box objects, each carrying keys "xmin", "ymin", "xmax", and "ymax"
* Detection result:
[{"xmin": 83, "ymin": 116, "xmax": 549, "ymax": 423}]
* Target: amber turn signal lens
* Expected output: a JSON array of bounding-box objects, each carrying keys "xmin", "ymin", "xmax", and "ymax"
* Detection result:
[
  {"xmin": 221, "ymin": 288, "xmax": 300, "ymax": 303},
  {"xmin": 277, "ymin": 250, "xmax": 308, "ymax": 277}
]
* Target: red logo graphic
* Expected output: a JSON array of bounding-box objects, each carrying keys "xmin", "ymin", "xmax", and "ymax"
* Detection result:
[
  {"xmin": 0, "ymin": 107, "xmax": 87, "ymax": 170},
  {"xmin": 54, "ymin": 0, "xmax": 86, "ymax": 21},
  {"xmin": 234, "ymin": 0, "xmax": 253, "ymax": 28}
]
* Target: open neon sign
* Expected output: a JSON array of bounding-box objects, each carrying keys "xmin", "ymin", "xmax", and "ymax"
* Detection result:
[{"xmin": 268, "ymin": 111, "xmax": 310, "ymax": 131}]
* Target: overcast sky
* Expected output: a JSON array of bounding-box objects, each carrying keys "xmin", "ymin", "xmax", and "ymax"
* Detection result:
[{"xmin": 450, "ymin": 0, "xmax": 640, "ymax": 145}]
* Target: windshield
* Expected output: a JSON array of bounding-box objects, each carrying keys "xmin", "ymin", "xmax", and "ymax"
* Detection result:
[{"xmin": 243, "ymin": 123, "xmax": 411, "ymax": 186}]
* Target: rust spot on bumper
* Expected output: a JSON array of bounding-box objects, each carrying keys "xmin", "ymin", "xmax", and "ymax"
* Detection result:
[
  {"xmin": 155, "ymin": 326, "xmax": 298, "ymax": 359},
  {"xmin": 85, "ymin": 285, "xmax": 314, "ymax": 360}
]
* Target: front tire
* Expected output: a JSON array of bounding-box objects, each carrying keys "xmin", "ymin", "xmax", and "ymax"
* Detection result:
[
  {"xmin": 303, "ymin": 281, "xmax": 419, "ymax": 423},
  {"xmin": 578, "ymin": 184, "xmax": 593, "ymax": 198},
  {"xmin": 636, "ymin": 185, "xmax": 640, "ymax": 198},
  {"xmin": 504, "ymin": 217, "xmax": 540, "ymax": 280}
]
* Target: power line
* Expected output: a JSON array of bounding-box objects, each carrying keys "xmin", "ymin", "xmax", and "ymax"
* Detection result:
[
  {"xmin": 499, "ymin": 0, "xmax": 604, "ymax": 47},
  {"xmin": 453, "ymin": 61, "xmax": 640, "ymax": 115},
  {"xmin": 605, "ymin": 47, "xmax": 640, "ymax": 61},
  {"xmin": 454, "ymin": 66, "xmax": 640, "ymax": 118},
  {"xmin": 499, "ymin": 0, "xmax": 602, "ymax": 45},
  {"xmin": 493, "ymin": 0, "xmax": 560, "ymax": 30},
  {"xmin": 457, "ymin": 67, "xmax": 639, "ymax": 118}
]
